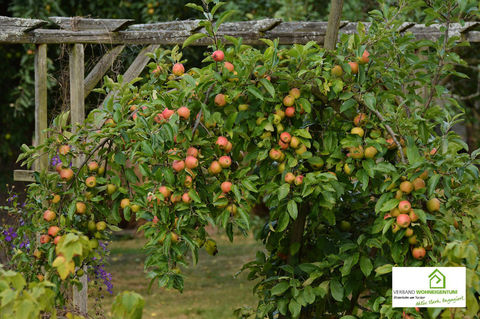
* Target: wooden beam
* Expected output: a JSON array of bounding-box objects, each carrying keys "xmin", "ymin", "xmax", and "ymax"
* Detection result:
[
  {"xmin": 0, "ymin": 16, "xmax": 47, "ymax": 32},
  {"xmin": 84, "ymin": 45, "xmax": 124, "ymax": 98},
  {"xmin": 14, "ymin": 170, "xmax": 37, "ymax": 182},
  {"xmin": 101, "ymin": 44, "xmax": 159, "ymax": 108},
  {"xmin": 49, "ymin": 16, "xmax": 134, "ymax": 32},
  {"xmin": 34, "ymin": 44, "xmax": 48, "ymax": 171}
]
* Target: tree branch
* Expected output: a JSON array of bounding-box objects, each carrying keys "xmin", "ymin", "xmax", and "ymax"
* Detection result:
[{"xmin": 192, "ymin": 83, "xmax": 215, "ymax": 135}]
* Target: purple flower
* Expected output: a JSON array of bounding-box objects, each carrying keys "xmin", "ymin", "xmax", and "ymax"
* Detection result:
[
  {"xmin": 51, "ymin": 155, "xmax": 62, "ymax": 167},
  {"xmin": 3, "ymin": 227, "xmax": 18, "ymax": 242},
  {"xmin": 7, "ymin": 194, "xmax": 17, "ymax": 204}
]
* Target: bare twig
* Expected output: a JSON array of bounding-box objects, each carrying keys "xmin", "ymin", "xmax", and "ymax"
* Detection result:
[{"xmin": 192, "ymin": 83, "xmax": 215, "ymax": 135}]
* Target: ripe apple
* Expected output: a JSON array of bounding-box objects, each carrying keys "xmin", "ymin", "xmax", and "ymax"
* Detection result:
[
  {"xmin": 364, "ymin": 146, "xmax": 378, "ymax": 159},
  {"xmin": 107, "ymin": 184, "xmax": 117, "ymax": 195},
  {"xmin": 290, "ymin": 136, "xmax": 300, "ymax": 149},
  {"xmin": 177, "ymin": 106, "xmax": 190, "ymax": 120},
  {"xmin": 216, "ymin": 136, "xmax": 229, "ymax": 149},
  {"xmin": 409, "ymin": 210, "xmax": 419, "ymax": 222},
  {"xmin": 269, "ymin": 148, "xmax": 282, "ymax": 161},
  {"xmin": 214, "ymin": 94, "xmax": 226, "ymax": 107},
  {"xmin": 120, "ymin": 198, "xmax": 130, "ymax": 209},
  {"xmin": 48, "ymin": 226, "xmax": 60, "ymax": 237},
  {"xmin": 224, "ymin": 62, "xmax": 234, "ymax": 72},
  {"xmin": 398, "ymin": 200, "xmax": 411, "ymax": 213},
  {"xmin": 209, "ymin": 161, "xmax": 222, "ymax": 174},
  {"xmin": 331, "ymin": 65, "xmax": 343, "ymax": 76},
  {"xmin": 397, "ymin": 214, "xmax": 411, "ymax": 228},
  {"xmin": 184, "ymin": 175, "xmax": 193, "ymax": 188},
  {"xmin": 159, "ymin": 186, "xmax": 172, "ymax": 199},
  {"xmin": 280, "ymin": 132, "xmax": 292, "ymax": 144},
  {"xmin": 419, "ymin": 170, "xmax": 429, "ymax": 180},
  {"xmin": 172, "ymin": 160, "xmax": 185, "ymax": 172},
  {"xmin": 349, "ymin": 146, "xmax": 364, "ymax": 159},
  {"xmin": 224, "ymin": 141, "xmax": 233, "ymax": 153},
  {"xmin": 294, "ymin": 175, "xmax": 304, "ymax": 186},
  {"xmin": 219, "ymin": 156, "xmax": 232, "ymax": 168},
  {"xmin": 55, "ymin": 163, "xmax": 63, "ymax": 173},
  {"xmin": 105, "ymin": 118, "xmax": 116, "ymax": 127},
  {"xmin": 85, "ymin": 176, "xmax": 96, "ymax": 188},
  {"xmin": 54, "ymin": 236, "xmax": 61, "ymax": 245},
  {"xmin": 283, "ymin": 95, "xmax": 295, "ymax": 107},
  {"xmin": 185, "ymin": 156, "xmax": 198, "ymax": 169},
  {"xmin": 408, "ymin": 235, "xmax": 418, "ymax": 245},
  {"xmin": 88, "ymin": 161, "xmax": 99, "ymax": 172},
  {"xmin": 295, "ymin": 144, "xmax": 307, "ymax": 155},
  {"xmin": 162, "ymin": 108, "xmax": 175, "ymax": 119},
  {"xmin": 59, "ymin": 168, "xmax": 74, "ymax": 181},
  {"xmin": 386, "ymin": 137, "xmax": 396, "ymax": 149},
  {"xmin": 186, "ymin": 147, "xmax": 199, "ymax": 157},
  {"xmin": 76, "ymin": 202, "xmax": 86, "ymax": 214},
  {"xmin": 172, "ymin": 63, "xmax": 185, "ymax": 76},
  {"xmin": 170, "ymin": 194, "xmax": 181, "ymax": 204},
  {"xmin": 182, "ymin": 193, "xmax": 191, "ymax": 204},
  {"xmin": 289, "ymin": 88, "xmax": 301, "ymax": 99},
  {"xmin": 212, "ymin": 50, "xmax": 224, "ymax": 62},
  {"xmin": 285, "ymin": 172, "xmax": 295, "ymax": 184},
  {"xmin": 413, "ymin": 178, "xmax": 425, "ymax": 190},
  {"xmin": 358, "ymin": 50, "xmax": 370, "ymax": 64},
  {"xmin": 221, "ymin": 181, "xmax": 232, "ymax": 193},
  {"xmin": 351, "ymin": 127, "xmax": 364, "ymax": 137},
  {"xmin": 400, "ymin": 181, "xmax": 413, "ymax": 194},
  {"xmin": 278, "ymin": 139, "xmax": 289, "ymax": 150},
  {"xmin": 412, "ymin": 247, "xmax": 426, "ymax": 260},
  {"xmin": 58, "ymin": 144, "xmax": 70, "ymax": 155},
  {"xmin": 426, "ymin": 198, "xmax": 440, "ymax": 212},
  {"xmin": 285, "ymin": 107, "xmax": 295, "ymax": 117},
  {"xmin": 154, "ymin": 113, "xmax": 165, "ymax": 123},
  {"xmin": 348, "ymin": 61, "xmax": 359, "ymax": 74},
  {"xmin": 43, "ymin": 209, "xmax": 56, "ymax": 221},
  {"xmin": 51, "ymin": 194, "xmax": 61, "ymax": 204},
  {"xmin": 40, "ymin": 235, "xmax": 51, "ymax": 244},
  {"xmin": 152, "ymin": 215, "xmax": 159, "ymax": 225}
]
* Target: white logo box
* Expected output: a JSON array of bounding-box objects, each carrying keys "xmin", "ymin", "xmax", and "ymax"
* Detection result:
[{"xmin": 392, "ymin": 267, "xmax": 466, "ymax": 308}]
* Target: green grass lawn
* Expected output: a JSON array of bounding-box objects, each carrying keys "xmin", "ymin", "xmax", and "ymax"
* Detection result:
[{"xmin": 91, "ymin": 232, "xmax": 261, "ymax": 319}]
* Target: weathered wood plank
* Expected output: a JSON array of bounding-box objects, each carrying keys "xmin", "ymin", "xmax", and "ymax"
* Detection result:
[
  {"xmin": 84, "ymin": 45, "xmax": 124, "ymax": 97},
  {"xmin": 34, "ymin": 44, "xmax": 48, "ymax": 171},
  {"xmin": 0, "ymin": 16, "xmax": 47, "ymax": 32},
  {"xmin": 50, "ymin": 16, "xmax": 134, "ymax": 32},
  {"xmin": 129, "ymin": 19, "xmax": 202, "ymax": 31},
  {"xmin": 1, "ymin": 21, "xmax": 480, "ymax": 45},
  {"xmin": 14, "ymin": 170, "xmax": 37, "ymax": 182},
  {"xmin": 101, "ymin": 44, "xmax": 159, "ymax": 107},
  {"xmin": 325, "ymin": 0, "xmax": 344, "ymax": 50}
]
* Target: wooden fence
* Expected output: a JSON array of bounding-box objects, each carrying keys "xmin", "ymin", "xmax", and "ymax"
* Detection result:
[{"xmin": 3, "ymin": 14, "xmax": 480, "ymax": 315}]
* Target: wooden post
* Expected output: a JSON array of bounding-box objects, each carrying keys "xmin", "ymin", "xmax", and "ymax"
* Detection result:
[
  {"xmin": 69, "ymin": 43, "xmax": 88, "ymax": 315},
  {"xmin": 324, "ymin": 0, "xmax": 344, "ymax": 50},
  {"xmin": 34, "ymin": 44, "xmax": 48, "ymax": 171}
]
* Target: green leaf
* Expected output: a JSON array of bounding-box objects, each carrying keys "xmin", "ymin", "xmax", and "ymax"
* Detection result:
[
  {"xmin": 375, "ymin": 264, "xmax": 393, "ymax": 275},
  {"xmin": 241, "ymin": 180, "xmax": 257, "ymax": 192},
  {"xmin": 271, "ymin": 281, "xmax": 290, "ymax": 296},
  {"xmin": 427, "ymin": 174, "xmax": 441, "ymax": 197},
  {"xmin": 185, "ymin": 3, "xmax": 204, "ymax": 12},
  {"xmin": 288, "ymin": 299, "xmax": 301, "ymax": 317},
  {"xmin": 341, "ymin": 253, "xmax": 359, "ymax": 276},
  {"xmin": 287, "ymin": 200, "xmax": 298, "ymax": 219},
  {"xmin": 182, "ymin": 33, "xmax": 208, "ymax": 48},
  {"xmin": 188, "ymin": 189, "xmax": 201, "ymax": 203},
  {"xmin": 114, "ymin": 151, "xmax": 126, "ymax": 165},
  {"xmin": 278, "ymin": 183, "xmax": 290, "ymax": 200},
  {"xmin": 330, "ymin": 279, "xmax": 344, "ymax": 301},
  {"xmin": 363, "ymin": 93, "xmax": 376, "ymax": 111},
  {"xmin": 379, "ymin": 199, "xmax": 399, "ymax": 212},
  {"xmin": 247, "ymin": 85, "xmax": 264, "ymax": 101},
  {"xmin": 260, "ymin": 78, "xmax": 275, "ymax": 98},
  {"xmin": 360, "ymin": 256, "xmax": 373, "ymax": 277},
  {"xmin": 277, "ymin": 211, "xmax": 290, "ymax": 232},
  {"xmin": 214, "ymin": 10, "xmax": 236, "ymax": 33},
  {"xmin": 340, "ymin": 99, "xmax": 356, "ymax": 113},
  {"xmin": 297, "ymin": 98, "xmax": 312, "ymax": 113}
]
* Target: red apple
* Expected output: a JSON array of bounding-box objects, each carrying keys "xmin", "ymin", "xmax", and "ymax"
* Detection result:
[
  {"xmin": 219, "ymin": 156, "xmax": 232, "ymax": 168},
  {"xmin": 186, "ymin": 147, "xmax": 199, "ymax": 158},
  {"xmin": 269, "ymin": 149, "xmax": 282, "ymax": 161},
  {"xmin": 209, "ymin": 161, "xmax": 222, "ymax": 175},
  {"xmin": 280, "ymin": 132, "xmax": 292, "ymax": 144},
  {"xmin": 358, "ymin": 50, "xmax": 370, "ymax": 64},
  {"xmin": 216, "ymin": 136, "xmax": 229, "ymax": 149},
  {"xmin": 398, "ymin": 200, "xmax": 411, "ymax": 213},
  {"xmin": 59, "ymin": 168, "xmax": 74, "ymax": 181},
  {"xmin": 54, "ymin": 236, "xmax": 61, "ymax": 245},
  {"xmin": 76, "ymin": 202, "xmax": 86, "ymax": 214},
  {"xmin": 294, "ymin": 175, "xmax": 304, "ymax": 186},
  {"xmin": 348, "ymin": 61, "xmax": 359, "ymax": 74},
  {"xmin": 412, "ymin": 247, "xmax": 426, "ymax": 260},
  {"xmin": 224, "ymin": 62, "xmax": 234, "ymax": 72},
  {"xmin": 85, "ymin": 176, "xmax": 96, "ymax": 188},
  {"xmin": 87, "ymin": 161, "xmax": 99, "ymax": 172},
  {"xmin": 285, "ymin": 172, "xmax": 295, "ymax": 184},
  {"xmin": 285, "ymin": 107, "xmax": 295, "ymax": 118},
  {"xmin": 154, "ymin": 113, "xmax": 165, "ymax": 123},
  {"xmin": 58, "ymin": 144, "xmax": 70, "ymax": 155},
  {"xmin": 40, "ymin": 235, "xmax": 51, "ymax": 244},
  {"xmin": 278, "ymin": 140, "xmax": 289, "ymax": 150},
  {"xmin": 289, "ymin": 88, "xmax": 300, "ymax": 99},
  {"xmin": 159, "ymin": 186, "xmax": 172, "ymax": 199},
  {"xmin": 43, "ymin": 210, "xmax": 56, "ymax": 222},
  {"xmin": 221, "ymin": 181, "xmax": 232, "ymax": 193},
  {"xmin": 214, "ymin": 94, "xmax": 226, "ymax": 107},
  {"xmin": 172, "ymin": 63, "xmax": 185, "ymax": 76},
  {"xmin": 224, "ymin": 142, "xmax": 233, "ymax": 153},
  {"xmin": 397, "ymin": 214, "xmax": 411, "ymax": 228},
  {"xmin": 283, "ymin": 95, "xmax": 295, "ymax": 107},
  {"xmin": 48, "ymin": 226, "xmax": 60, "ymax": 237},
  {"xmin": 162, "ymin": 108, "xmax": 175, "ymax": 119},
  {"xmin": 185, "ymin": 156, "xmax": 198, "ymax": 169},
  {"xmin": 152, "ymin": 215, "xmax": 159, "ymax": 224},
  {"xmin": 177, "ymin": 106, "xmax": 190, "ymax": 120},
  {"xmin": 172, "ymin": 160, "xmax": 185, "ymax": 172},
  {"xmin": 212, "ymin": 50, "xmax": 224, "ymax": 62},
  {"xmin": 182, "ymin": 192, "xmax": 191, "ymax": 203}
]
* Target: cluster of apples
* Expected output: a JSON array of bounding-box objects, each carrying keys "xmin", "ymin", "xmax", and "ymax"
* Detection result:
[
  {"xmin": 331, "ymin": 50, "xmax": 370, "ymax": 77},
  {"xmin": 345, "ymin": 113, "xmax": 379, "ymax": 165},
  {"xmin": 385, "ymin": 174, "xmax": 441, "ymax": 260},
  {"xmin": 130, "ymin": 102, "xmax": 191, "ymax": 123}
]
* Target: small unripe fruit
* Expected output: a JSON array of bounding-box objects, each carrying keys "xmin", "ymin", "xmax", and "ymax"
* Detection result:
[
  {"xmin": 221, "ymin": 181, "xmax": 232, "ymax": 193},
  {"xmin": 283, "ymin": 95, "xmax": 295, "ymax": 107},
  {"xmin": 177, "ymin": 106, "xmax": 190, "ymax": 120},
  {"xmin": 405, "ymin": 228, "xmax": 414, "ymax": 237},
  {"xmin": 398, "ymin": 200, "xmax": 411, "ymax": 213},
  {"xmin": 295, "ymin": 144, "xmax": 307, "ymax": 155},
  {"xmin": 88, "ymin": 161, "xmax": 99, "ymax": 172},
  {"xmin": 331, "ymin": 65, "xmax": 343, "ymax": 76},
  {"xmin": 48, "ymin": 226, "xmax": 60, "ymax": 237},
  {"xmin": 343, "ymin": 163, "xmax": 353, "ymax": 175},
  {"xmin": 107, "ymin": 184, "xmax": 117, "ymax": 195},
  {"xmin": 214, "ymin": 94, "xmax": 226, "ymax": 107},
  {"xmin": 408, "ymin": 235, "xmax": 418, "ymax": 245},
  {"xmin": 172, "ymin": 160, "xmax": 185, "ymax": 172},
  {"xmin": 412, "ymin": 247, "xmax": 426, "ymax": 260},
  {"xmin": 227, "ymin": 204, "xmax": 237, "ymax": 215},
  {"xmin": 185, "ymin": 156, "xmax": 198, "ymax": 169},
  {"xmin": 340, "ymin": 220, "xmax": 351, "ymax": 231},
  {"xmin": 171, "ymin": 232, "xmax": 180, "ymax": 243},
  {"xmin": 390, "ymin": 208, "xmax": 400, "ymax": 217},
  {"xmin": 96, "ymin": 221, "xmax": 107, "ymax": 231},
  {"xmin": 172, "ymin": 63, "xmax": 185, "ymax": 76},
  {"xmin": 120, "ymin": 198, "xmax": 130, "ymax": 209},
  {"xmin": 351, "ymin": 127, "xmax": 364, "ymax": 137},
  {"xmin": 43, "ymin": 209, "xmax": 56, "ymax": 221},
  {"xmin": 289, "ymin": 88, "xmax": 301, "ymax": 99},
  {"xmin": 212, "ymin": 50, "xmax": 224, "ymax": 62},
  {"xmin": 219, "ymin": 156, "xmax": 232, "ymax": 168},
  {"xmin": 397, "ymin": 214, "xmax": 411, "ymax": 228},
  {"xmin": 285, "ymin": 107, "xmax": 295, "ymax": 117},
  {"xmin": 409, "ymin": 210, "xmax": 419, "ymax": 222},
  {"xmin": 348, "ymin": 61, "xmax": 359, "ymax": 74},
  {"xmin": 349, "ymin": 146, "xmax": 364, "ymax": 159},
  {"xmin": 85, "ymin": 176, "xmax": 97, "ymax": 188},
  {"xmin": 364, "ymin": 146, "xmax": 378, "ymax": 159},
  {"xmin": 426, "ymin": 198, "xmax": 440, "ymax": 212},
  {"xmin": 290, "ymin": 136, "xmax": 300, "ymax": 149},
  {"xmin": 76, "ymin": 202, "xmax": 86, "ymax": 214},
  {"xmin": 395, "ymin": 189, "xmax": 403, "ymax": 200},
  {"xmin": 238, "ymin": 104, "xmax": 249, "ymax": 111},
  {"xmin": 51, "ymin": 194, "xmax": 61, "ymax": 204},
  {"xmin": 209, "ymin": 161, "xmax": 222, "ymax": 175},
  {"xmin": 131, "ymin": 204, "xmax": 140, "ymax": 213}
]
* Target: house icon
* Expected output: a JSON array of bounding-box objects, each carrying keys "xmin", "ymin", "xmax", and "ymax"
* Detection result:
[{"xmin": 429, "ymin": 269, "xmax": 446, "ymax": 289}]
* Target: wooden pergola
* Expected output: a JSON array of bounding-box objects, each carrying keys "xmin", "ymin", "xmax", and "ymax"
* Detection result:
[{"xmin": 2, "ymin": 11, "xmax": 479, "ymax": 316}]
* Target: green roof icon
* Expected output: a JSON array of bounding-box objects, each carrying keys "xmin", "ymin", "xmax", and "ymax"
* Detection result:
[{"xmin": 428, "ymin": 269, "xmax": 445, "ymax": 289}]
